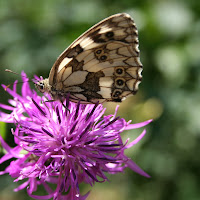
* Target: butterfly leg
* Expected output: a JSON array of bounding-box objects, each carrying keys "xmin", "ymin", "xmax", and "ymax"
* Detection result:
[
  {"xmin": 44, "ymin": 99, "xmax": 70, "ymax": 112},
  {"xmin": 61, "ymin": 101, "xmax": 70, "ymax": 112}
]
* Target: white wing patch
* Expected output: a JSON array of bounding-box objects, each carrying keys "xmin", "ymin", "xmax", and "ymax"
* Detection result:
[
  {"xmin": 63, "ymin": 71, "xmax": 88, "ymax": 86},
  {"xmin": 99, "ymin": 77, "xmax": 113, "ymax": 87},
  {"xmin": 99, "ymin": 26, "xmax": 112, "ymax": 34},
  {"xmin": 58, "ymin": 57, "xmax": 73, "ymax": 73},
  {"xmin": 97, "ymin": 87, "xmax": 112, "ymax": 98},
  {"xmin": 61, "ymin": 67, "xmax": 72, "ymax": 81}
]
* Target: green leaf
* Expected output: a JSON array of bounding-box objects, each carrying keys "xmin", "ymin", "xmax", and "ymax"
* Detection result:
[{"xmin": 0, "ymin": 121, "xmax": 6, "ymax": 139}]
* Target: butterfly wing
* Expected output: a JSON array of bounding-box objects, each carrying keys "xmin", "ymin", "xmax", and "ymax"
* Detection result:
[{"xmin": 49, "ymin": 13, "xmax": 142, "ymax": 103}]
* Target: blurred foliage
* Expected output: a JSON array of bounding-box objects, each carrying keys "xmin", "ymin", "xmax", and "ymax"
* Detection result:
[
  {"xmin": 0, "ymin": 122, "xmax": 6, "ymax": 139},
  {"xmin": 0, "ymin": 0, "xmax": 200, "ymax": 200}
]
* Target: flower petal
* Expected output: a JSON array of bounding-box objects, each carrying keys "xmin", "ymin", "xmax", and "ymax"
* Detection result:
[{"xmin": 125, "ymin": 119, "xmax": 153, "ymax": 130}]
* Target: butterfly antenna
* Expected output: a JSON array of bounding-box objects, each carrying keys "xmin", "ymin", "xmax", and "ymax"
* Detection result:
[
  {"xmin": 5, "ymin": 69, "xmax": 28, "ymax": 78},
  {"xmin": 4, "ymin": 83, "xmax": 12, "ymax": 91},
  {"xmin": 4, "ymin": 69, "xmax": 31, "ymax": 91}
]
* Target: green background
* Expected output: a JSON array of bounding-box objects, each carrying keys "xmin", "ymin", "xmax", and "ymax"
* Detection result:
[{"xmin": 0, "ymin": 0, "xmax": 200, "ymax": 200}]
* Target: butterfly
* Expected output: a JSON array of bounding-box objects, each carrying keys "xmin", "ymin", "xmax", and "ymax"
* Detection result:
[{"xmin": 35, "ymin": 13, "xmax": 143, "ymax": 104}]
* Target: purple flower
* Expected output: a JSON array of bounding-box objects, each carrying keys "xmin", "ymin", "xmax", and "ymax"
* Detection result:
[{"xmin": 0, "ymin": 72, "xmax": 152, "ymax": 200}]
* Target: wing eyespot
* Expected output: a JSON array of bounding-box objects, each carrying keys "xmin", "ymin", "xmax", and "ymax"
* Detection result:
[
  {"xmin": 115, "ymin": 67, "xmax": 125, "ymax": 76},
  {"xmin": 100, "ymin": 55, "xmax": 107, "ymax": 61},
  {"xmin": 95, "ymin": 49, "xmax": 102, "ymax": 54},
  {"xmin": 105, "ymin": 31, "xmax": 114, "ymax": 38},
  {"xmin": 115, "ymin": 78, "xmax": 125, "ymax": 88},
  {"xmin": 112, "ymin": 89, "xmax": 122, "ymax": 98}
]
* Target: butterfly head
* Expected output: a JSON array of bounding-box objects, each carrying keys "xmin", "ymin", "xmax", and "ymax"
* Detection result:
[{"xmin": 35, "ymin": 78, "xmax": 51, "ymax": 94}]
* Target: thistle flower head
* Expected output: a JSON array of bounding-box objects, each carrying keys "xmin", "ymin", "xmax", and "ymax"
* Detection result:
[{"xmin": 0, "ymin": 72, "xmax": 151, "ymax": 200}]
